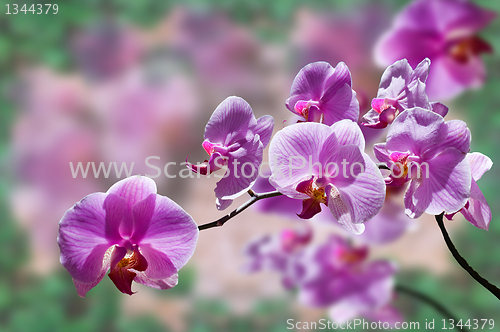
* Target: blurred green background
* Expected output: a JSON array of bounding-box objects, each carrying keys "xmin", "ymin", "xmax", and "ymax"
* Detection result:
[{"xmin": 0, "ymin": 0, "xmax": 499, "ymax": 331}]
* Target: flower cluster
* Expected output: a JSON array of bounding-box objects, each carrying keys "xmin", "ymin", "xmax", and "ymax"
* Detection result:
[
  {"xmin": 244, "ymin": 230, "xmax": 400, "ymax": 324},
  {"xmin": 57, "ymin": 1, "xmax": 493, "ymax": 320}
]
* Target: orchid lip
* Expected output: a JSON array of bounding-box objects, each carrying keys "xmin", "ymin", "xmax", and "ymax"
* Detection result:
[
  {"xmin": 202, "ymin": 140, "xmax": 226, "ymax": 156},
  {"xmin": 294, "ymin": 100, "xmax": 321, "ymax": 121}
]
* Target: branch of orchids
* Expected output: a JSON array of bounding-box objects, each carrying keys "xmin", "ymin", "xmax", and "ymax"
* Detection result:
[
  {"xmin": 396, "ymin": 285, "xmax": 467, "ymax": 332},
  {"xmin": 435, "ymin": 213, "xmax": 500, "ymax": 300},
  {"xmin": 198, "ymin": 190, "xmax": 283, "ymax": 230}
]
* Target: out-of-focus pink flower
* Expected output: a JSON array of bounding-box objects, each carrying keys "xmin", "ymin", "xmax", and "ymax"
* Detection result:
[
  {"xmin": 374, "ymin": 0, "xmax": 496, "ymax": 100},
  {"xmin": 73, "ymin": 22, "xmax": 144, "ymax": 80},
  {"xmin": 58, "ymin": 177, "xmax": 199, "ymax": 297},
  {"xmin": 295, "ymin": 236, "xmax": 398, "ymax": 323},
  {"xmin": 165, "ymin": 9, "xmax": 262, "ymax": 91},
  {"xmin": 92, "ymin": 69, "xmax": 200, "ymax": 177},
  {"xmin": 11, "ymin": 68, "xmax": 102, "ymax": 274},
  {"xmin": 246, "ymin": 232, "xmax": 399, "ymax": 323},
  {"xmin": 16, "ymin": 68, "xmax": 89, "ymax": 116},
  {"xmin": 243, "ymin": 227, "xmax": 312, "ymax": 289},
  {"xmin": 358, "ymin": 186, "xmax": 414, "ymax": 245}
]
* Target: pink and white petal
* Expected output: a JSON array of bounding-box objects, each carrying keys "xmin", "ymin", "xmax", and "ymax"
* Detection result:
[
  {"xmin": 361, "ymin": 109, "xmax": 384, "ymax": 128},
  {"xmin": 404, "ymin": 178, "xmax": 428, "ymax": 219},
  {"xmin": 216, "ymin": 198, "xmax": 233, "ymax": 211},
  {"xmin": 103, "ymin": 193, "xmax": 128, "ymax": 243},
  {"xmin": 133, "ymin": 272, "xmax": 178, "ymax": 290},
  {"xmin": 140, "ymin": 195, "xmax": 198, "ymax": 271},
  {"xmin": 321, "ymin": 84, "xmax": 359, "ymax": 125},
  {"xmin": 330, "ymin": 119, "xmax": 365, "ymax": 151},
  {"xmin": 107, "ymin": 176, "xmax": 157, "ymax": 207},
  {"xmin": 138, "ymin": 243, "xmax": 177, "ymax": 280},
  {"xmin": 58, "ymin": 192, "xmax": 113, "ymax": 283},
  {"xmin": 430, "ymin": 102, "xmax": 449, "ymax": 117},
  {"xmin": 467, "ymin": 152, "xmax": 493, "ymax": 181},
  {"xmin": 321, "ymin": 62, "xmax": 353, "ymax": 101},
  {"xmin": 254, "ymin": 115, "xmax": 274, "ymax": 148},
  {"xmin": 439, "ymin": 119, "xmax": 471, "ymax": 155},
  {"xmin": 73, "ymin": 253, "xmax": 111, "ymax": 298},
  {"xmin": 204, "ymin": 96, "xmax": 256, "ymax": 145},
  {"xmin": 330, "ymin": 148, "xmax": 386, "ymax": 228},
  {"xmin": 269, "ymin": 122, "xmax": 338, "ymax": 194},
  {"xmin": 386, "ymin": 108, "xmax": 447, "ymax": 156},
  {"xmin": 411, "ymin": 147, "xmax": 471, "ymax": 216},
  {"xmin": 378, "ymin": 58, "xmax": 414, "ymax": 98},
  {"xmin": 130, "ymin": 193, "xmax": 156, "ymax": 243},
  {"xmin": 461, "ymin": 179, "xmax": 491, "ymax": 230},
  {"xmin": 403, "ymin": 79, "xmax": 429, "ymax": 109},
  {"xmin": 373, "ymin": 143, "xmax": 392, "ymax": 165},
  {"xmin": 214, "ymin": 137, "xmax": 263, "ymax": 203},
  {"xmin": 412, "ymin": 58, "xmax": 431, "ymax": 83}
]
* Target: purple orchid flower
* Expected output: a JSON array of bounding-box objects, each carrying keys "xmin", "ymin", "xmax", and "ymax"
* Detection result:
[
  {"xmin": 374, "ymin": 0, "xmax": 496, "ymax": 100},
  {"xmin": 285, "ymin": 61, "xmax": 359, "ymax": 125},
  {"xmin": 374, "ymin": 107, "xmax": 471, "ymax": 219},
  {"xmin": 445, "ymin": 152, "xmax": 492, "ymax": 230},
  {"xmin": 361, "ymin": 58, "xmax": 449, "ymax": 129},
  {"xmin": 187, "ymin": 96, "xmax": 274, "ymax": 210},
  {"xmin": 269, "ymin": 120, "xmax": 385, "ymax": 234},
  {"xmin": 58, "ymin": 176, "xmax": 199, "ymax": 297},
  {"xmin": 295, "ymin": 235, "xmax": 398, "ymax": 323}
]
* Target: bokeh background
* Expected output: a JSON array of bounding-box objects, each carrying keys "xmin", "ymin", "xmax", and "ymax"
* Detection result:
[{"xmin": 0, "ymin": 0, "xmax": 499, "ymax": 331}]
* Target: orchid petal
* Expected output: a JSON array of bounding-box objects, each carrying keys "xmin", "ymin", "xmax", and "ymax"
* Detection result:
[
  {"xmin": 107, "ymin": 176, "xmax": 157, "ymax": 207},
  {"xmin": 467, "ymin": 152, "xmax": 492, "ymax": 181},
  {"xmin": 140, "ymin": 195, "xmax": 198, "ymax": 271},
  {"xmin": 254, "ymin": 115, "xmax": 274, "ymax": 148},
  {"xmin": 461, "ymin": 178, "xmax": 491, "ymax": 230},
  {"xmin": 204, "ymin": 96, "xmax": 255, "ymax": 145},
  {"xmin": 58, "ymin": 193, "xmax": 112, "ymax": 284}
]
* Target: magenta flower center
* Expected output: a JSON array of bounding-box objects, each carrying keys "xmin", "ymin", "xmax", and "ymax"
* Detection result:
[
  {"xmin": 294, "ymin": 100, "xmax": 322, "ymax": 122},
  {"xmin": 297, "ymin": 177, "xmax": 327, "ymax": 204},
  {"xmin": 448, "ymin": 35, "xmax": 492, "ymax": 64},
  {"xmin": 332, "ymin": 245, "xmax": 368, "ymax": 265}
]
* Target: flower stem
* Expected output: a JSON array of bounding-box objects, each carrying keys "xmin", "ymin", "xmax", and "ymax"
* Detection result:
[
  {"xmin": 396, "ymin": 285, "xmax": 467, "ymax": 332},
  {"xmin": 435, "ymin": 213, "xmax": 500, "ymax": 300},
  {"xmin": 198, "ymin": 191, "xmax": 283, "ymax": 230}
]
